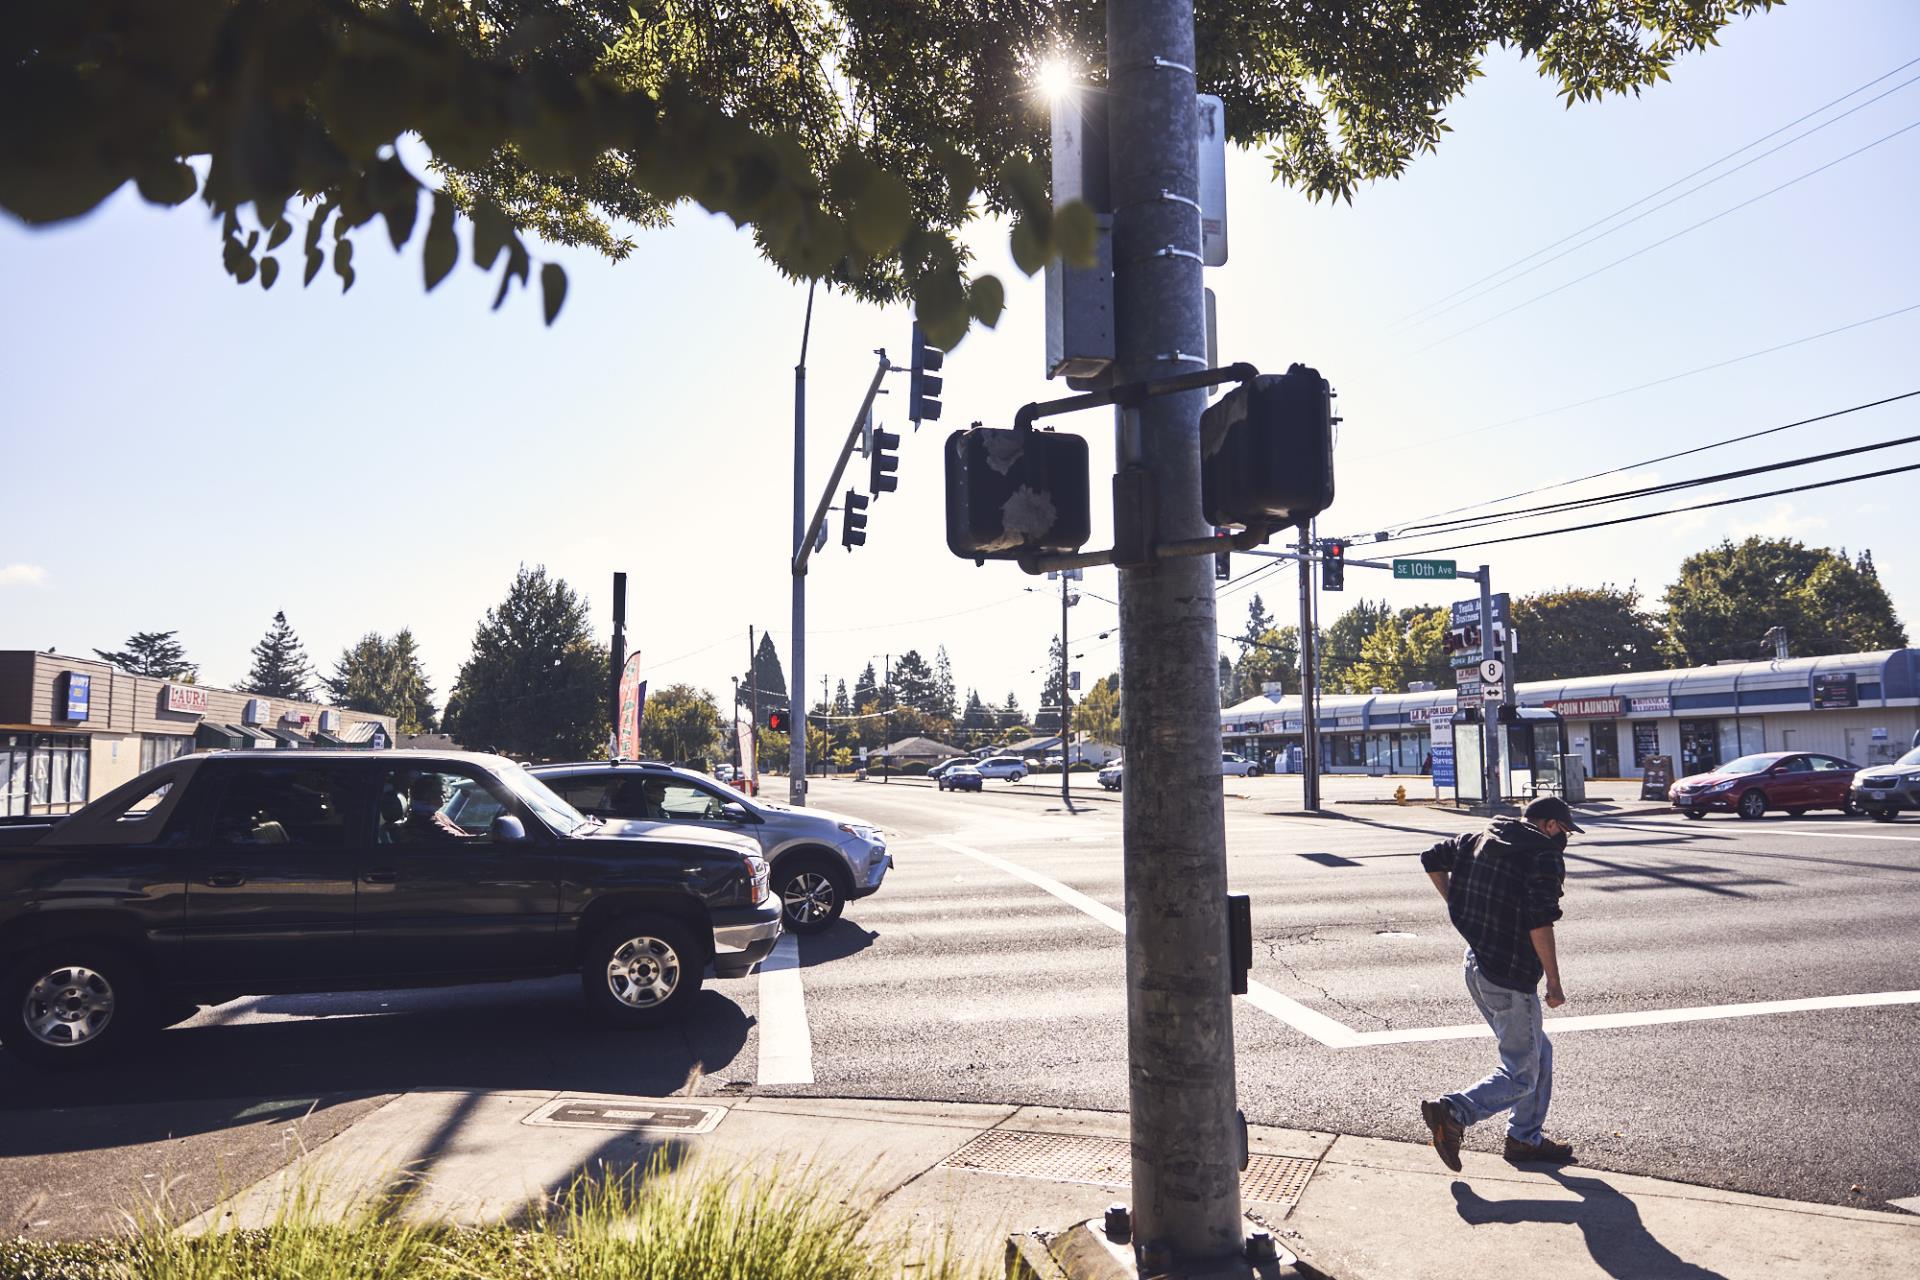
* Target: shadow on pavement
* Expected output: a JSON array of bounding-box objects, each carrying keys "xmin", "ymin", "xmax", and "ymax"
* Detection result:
[
  {"xmin": 1564, "ymin": 853, "xmax": 1785, "ymax": 898},
  {"xmin": 0, "ymin": 978, "xmax": 751, "ymax": 1156},
  {"xmin": 800, "ymin": 919, "xmax": 879, "ymax": 968},
  {"xmin": 1450, "ymin": 1171, "xmax": 1729, "ymax": 1280}
]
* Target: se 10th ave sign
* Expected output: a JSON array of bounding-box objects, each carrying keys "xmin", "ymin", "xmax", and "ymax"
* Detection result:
[{"xmin": 1393, "ymin": 558, "xmax": 1457, "ymax": 580}]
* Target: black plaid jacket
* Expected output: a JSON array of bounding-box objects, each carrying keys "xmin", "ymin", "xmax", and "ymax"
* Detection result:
[{"xmin": 1421, "ymin": 818, "xmax": 1566, "ymax": 992}]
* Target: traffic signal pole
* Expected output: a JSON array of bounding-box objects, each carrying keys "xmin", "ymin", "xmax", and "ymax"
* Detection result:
[
  {"xmin": 1108, "ymin": 0, "xmax": 1245, "ymax": 1266},
  {"xmin": 1297, "ymin": 527, "xmax": 1321, "ymax": 812}
]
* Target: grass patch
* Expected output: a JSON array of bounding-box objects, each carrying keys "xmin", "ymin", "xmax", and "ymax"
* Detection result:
[{"xmin": 1, "ymin": 1160, "xmax": 979, "ymax": 1280}]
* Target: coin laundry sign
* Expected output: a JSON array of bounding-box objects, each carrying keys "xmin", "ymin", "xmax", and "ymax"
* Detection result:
[{"xmin": 1546, "ymin": 697, "xmax": 1626, "ymax": 718}]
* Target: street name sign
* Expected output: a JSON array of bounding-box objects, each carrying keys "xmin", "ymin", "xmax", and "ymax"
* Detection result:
[{"xmin": 1393, "ymin": 558, "xmax": 1457, "ymax": 581}]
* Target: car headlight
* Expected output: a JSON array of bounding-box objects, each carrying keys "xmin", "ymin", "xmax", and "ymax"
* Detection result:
[{"xmin": 839, "ymin": 822, "xmax": 881, "ymax": 842}]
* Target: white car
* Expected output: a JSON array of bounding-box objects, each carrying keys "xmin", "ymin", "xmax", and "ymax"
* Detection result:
[
  {"xmin": 1098, "ymin": 760, "xmax": 1123, "ymax": 791},
  {"xmin": 973, "ymin": 755, "xmax": 1029, "ymax": 781},
  {"xmin": 1221, "ymin": 752, "xmax": 1262, "ymax": 777}
]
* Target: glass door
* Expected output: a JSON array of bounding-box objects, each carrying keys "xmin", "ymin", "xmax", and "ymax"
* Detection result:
[{"xmin": 1590, "ymin": 722, "xmax": 1619, "ymax": 778}]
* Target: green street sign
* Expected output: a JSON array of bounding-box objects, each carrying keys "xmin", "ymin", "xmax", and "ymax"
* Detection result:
[{"xmin": 1393, "ymin": 558, "xmax": 1457, "ymax": 581}]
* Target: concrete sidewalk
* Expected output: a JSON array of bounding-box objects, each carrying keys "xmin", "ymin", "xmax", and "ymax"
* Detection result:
[{"xmin": 193, "ymin": 1090, "xmax": 1917, "ymax": 1279}]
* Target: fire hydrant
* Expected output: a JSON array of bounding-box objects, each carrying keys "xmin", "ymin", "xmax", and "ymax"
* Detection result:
[{"xmin": 1394, "ymin": 784, "xmax": 1408, "ymax": 806}]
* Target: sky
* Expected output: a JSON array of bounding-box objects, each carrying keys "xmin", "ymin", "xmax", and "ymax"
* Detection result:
[{"xmin": 3, "ymin": 0, "xmax": 1918, "ymax": 723}]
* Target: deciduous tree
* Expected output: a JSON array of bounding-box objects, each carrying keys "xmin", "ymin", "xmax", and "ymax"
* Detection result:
[
  {"xmin": 1660, "ymin": 538, "xmax": 1907, "ymax": 666},
  {"xmin": 325, "ymin": 628, "xmax": 438, "ymax": 734},
  {"xmin": 1513, "ymin": 587, "xmax": 1664, "ymax": 682},
  {"xmin": 640, "ymin": 682, "xmax": 723, "ymax": 765},
  {"xmin": 442, "ymin": 565, "xmax": 607, "ymax": 758}
]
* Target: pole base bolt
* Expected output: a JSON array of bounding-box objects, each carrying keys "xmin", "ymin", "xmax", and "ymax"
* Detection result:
[
  {"xmin": 1103, "ymin": 1204, "xmax": 1132, "ymax": 1241},
  {"xmin": 1245, "ymin": 1229, "xmax": 1278, "ymax": 1263}
]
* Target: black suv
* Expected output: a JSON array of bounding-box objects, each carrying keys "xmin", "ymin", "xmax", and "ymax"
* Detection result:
[{"xmin": 0, "ymin": 750, "xmax": 779, "ymax": 1069}]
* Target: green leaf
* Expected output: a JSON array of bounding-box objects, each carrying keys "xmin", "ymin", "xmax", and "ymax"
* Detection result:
[
  {"xmin": 1053, "ymin": 201, "xmax": 1097, "ymax": 269},
  {"xmin": 259, "ymin": 256, "xmax": 279, "ymax": 290},
  {"xmin": 304, "ymin": 245, "xmax": 323, "ymax": 287},
  {"xmin": 265, "ymin": 220, "xmax": 293, "ymax": 252},
  {"xmin": 540, "ymin": 262, "xmax": 567, "ymax": 325},
  {"xmin": 135, "ymin": 161, "xmax": 197, "ymax": 208},
  {"xmin": 492, "ymin": 239, "xmax": 530, "ymax": 311},
  {"xmin": 967, "ymin": 275, "xmax": 1005, "ymax": 329},
  {"xmin": 1009, "ymin": 219, "xmax": 1046, "ymax": 276},
  {"xmin": 845, "ymin": 166, "xmax": 911, "ymax": 257},
  {"xmin": 334, "ymin": 237, "xmax": 355, "ymax": 293},
  {"xmin": 472, "ymin": 204, "xmax": 509, "ymax": 271},
  {"xmin": 423, "ymin": 193, "xmax": 457, "ymax": 291}
]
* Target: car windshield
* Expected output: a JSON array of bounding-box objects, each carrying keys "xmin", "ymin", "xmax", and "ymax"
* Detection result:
[
  {"xmin": 1897, "ymin": 746, "xmax": 1920, "ymax": 767},
  {"xmin": 1719, "ymin": 755, "xmax": 1777, "ymax": 775},
  {"xmin": 501, "ymin": 764, "xmax": 593, "ymax": 834}
]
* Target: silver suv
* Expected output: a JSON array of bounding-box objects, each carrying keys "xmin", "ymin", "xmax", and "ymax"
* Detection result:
[{"xmin": 530, "ymin": 762, "xmax": 890, "ymax": 934}]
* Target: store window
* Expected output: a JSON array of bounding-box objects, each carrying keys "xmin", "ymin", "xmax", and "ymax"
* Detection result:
[
  {"xmin": 24, "ymin": 734, "xmax": 90, "ymax": 813},
  {"xmin": 1, "ymin": 734, "xmax": 29, "ymax": 817},
  {"xmin": 140, "ymin": 734, "xmax": 194, "ymax": 773}
]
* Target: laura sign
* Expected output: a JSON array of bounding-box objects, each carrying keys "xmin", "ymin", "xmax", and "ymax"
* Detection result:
[{"xmin": 165, "ymin": 684, "xmax": 209, "ymax": 714}]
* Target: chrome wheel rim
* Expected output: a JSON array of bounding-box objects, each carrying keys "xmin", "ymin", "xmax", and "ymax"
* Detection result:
[
  {"xmin": 1740, "ymin": 792, "xmax": 1765, "ymax": 818},
  {"xmin": 784, "ymin": 872, "xmax": 836, "ymax": 925},
  {"xmin": 23, "ymin": 965, "xmax": 115, "ymax": 1048},
  {"xmin": 605, "ymin": 936, "xmax": 681, "ymax": 1009}
]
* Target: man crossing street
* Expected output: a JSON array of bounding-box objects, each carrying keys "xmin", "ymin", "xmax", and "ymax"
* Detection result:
[{"xmin": 1418, "ymin": 796, "xmax": 1581, "ymax": 1170}]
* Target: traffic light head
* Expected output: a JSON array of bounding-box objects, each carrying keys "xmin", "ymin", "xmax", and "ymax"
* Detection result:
[
  {"xmin": 870, "ymin": 428, "xmax": 901, "ymax": 494},
  {"xmin": 1321, "ymin": 539, "xmax": 1346, "ymax": 592},
  {"xmin": 841, "ymin": 488, "xmax": 869, "ymax": 550},
  {"xmin": 767, "ymin": 709, "xmax": 789, "ymax": 732},
  {"xmin": 909, "ymin": 324, "xmax": 945, "ymax": 425},
  {"xmin": 1200, "ymin": 364, "xmax": 1336, "ymax": 533}
]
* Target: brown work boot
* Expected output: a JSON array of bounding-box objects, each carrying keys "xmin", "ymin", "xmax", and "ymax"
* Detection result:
[
  {"xmin": 1504, "ymin": 1135, "xmax": 1575, "ymax": 1164},
  {"xmin": 1421, "ymin": 1099, "xmax": 1464, "ymax": 1172}
]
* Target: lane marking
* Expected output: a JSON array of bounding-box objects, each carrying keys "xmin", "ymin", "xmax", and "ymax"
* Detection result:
[
  {"xmin": 928, "ymin": 836, "xmax": 1920, "ymax": 1051},
  {"xmin": 755, "ymin": 932, "xmax": 814, "ymax": 1085},
  {"xmin": 1888, "ymin": 1196, "xmax": 1920, "ymax": 1215},
  {"xmin": 1747, "ymin": 825, "xmax": 1920, "ymax": 843},
  {"xmin": 930, "ymin": 837, "xmax": 1357, "ymax": 1048},
  {"xmin": 1352, "ymin": 990, "xmax": 1920, "ymax": 1045}
]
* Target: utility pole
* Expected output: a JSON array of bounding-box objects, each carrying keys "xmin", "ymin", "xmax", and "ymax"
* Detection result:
[
  {"xmin": 882, "ymin": 653, "xmax": 891, "ymax": 782},
  {"xmin": 748, "ymin": 626, "xmax": 760, "ymax": 793},
  {"xmin": 609, "ymin": 571, "xmax": 627, "ymax": 753},
  {"xmin": 1297, "ymin": 528, "xmax": 1321, "ymax": 812},
  {"xmin": 1061, "ymin": 571, "xmax": 1075, "ymax": 812},
  {"xmin": 789, "ymin": 284, "xmax": 815, "ymax": 805},
  {"xmin": 1108, "ymin": 0, "xmax": 1244, "ymax": 1267},
  {"xmin": 1477, "ymin": 564, "xmax": 1501, "ymax": 809}
]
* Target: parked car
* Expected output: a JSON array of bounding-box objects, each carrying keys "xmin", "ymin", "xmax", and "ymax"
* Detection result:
[
  {"xmin": 1222, "ymin": 752, "xmax": 1262, "ymax": 777},
  {"xmin": 972, "ymin": 756, "xmax": 1029, "ymax": 781},
  {"xmin": 0, "ymin": 751, "xmax": 779, "ymax": 1070},
  {"xmin": 926, "ymin": 757, "xmax": 970, "ymax": 779},
  {"xmin": 1043, "ymin": 754, "xmax": 1065, "ymax": 769},
  {"xmin": 530, "ymin": 760, "xmax": 890, "ymax": 935},
  {"xmin": 1098, "ymin": 760, "xmax": 1124, "ymax": 791},
  {"xmin": 939, "ymin": 764, "xmax": 984, "ymax": 792},
  {"xmin": 714, "ymin": 763, "xmax": 737, "ymax": 783},
  {"xmin": 1668, "ymin": 751, "xmax": 1860, "ymax": 819},
  {"xmin": 1851, "ymin": 744, "xmax": 1920, "ymax": 822}
]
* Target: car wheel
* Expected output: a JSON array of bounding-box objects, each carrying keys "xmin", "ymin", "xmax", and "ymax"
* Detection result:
[
  {"xmin": 776, "ymin": 858, "xmax": 847, "ymax": 934},
  {"xmin": 1870, "ymin": 808, "xmax": 1896, "ymax": 823},
  {"xmin": 581, "ymin": 917, "xmax": 703, "ymax": 1027},
  {"xmin": 1839, "ymin": 797, "xmax": 1858, "ymax": 817},
  {"xmin": 0, "ymin": 944, "xmax": 149, "ymax": 1070},
  {"xmin": 1737, "ymin": 789, "xmax": 1767, "ymax": 820},
  {"xmin": 1683, "ymin": 809, "xmax": 1705, "ymax": 820}
]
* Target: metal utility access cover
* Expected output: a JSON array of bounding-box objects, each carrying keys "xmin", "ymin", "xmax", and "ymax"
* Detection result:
[
  {"xmin": 522, "ymin": 1096, "xmax": 727, "ymax": 1135},
  {"xmin": 938, "ymin": 1130, "xmax": 1318, "ymax": 1208}
]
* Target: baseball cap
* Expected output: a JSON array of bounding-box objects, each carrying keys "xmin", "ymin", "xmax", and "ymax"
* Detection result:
[{"xmin": 1523, "ymin": 796, "xmax": 1584, "ymax": 833}]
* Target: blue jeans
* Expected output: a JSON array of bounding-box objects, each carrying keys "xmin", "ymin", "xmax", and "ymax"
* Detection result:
[{"xmin": 1443, "ymin": 948, "xmax": 1554, "ymax": 1145}]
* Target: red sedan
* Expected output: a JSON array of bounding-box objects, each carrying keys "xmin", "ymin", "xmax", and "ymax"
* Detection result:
[{"xmin": 1669, "ymin": 751, "xmax": 1860, "ymax": 819}]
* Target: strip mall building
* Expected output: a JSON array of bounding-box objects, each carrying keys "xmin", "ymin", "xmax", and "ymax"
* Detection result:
[
  {"xmin": 1, "ymin": 650, "xmax": 398, "ymax": 817},
  {"xmin": 1222, "ymin": 648, "xmax": 1920, "ymax": 780}
]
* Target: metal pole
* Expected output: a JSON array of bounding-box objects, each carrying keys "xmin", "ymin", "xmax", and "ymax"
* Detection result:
[
  {"xmin": 748, "ymin": 626, "xmax": 760, "ymax": 794},
  {"xmin": 882, "ymin": 653, "xmax": 891, "ymax": 782},
  {"xmin": 1479, "ymin": 566, "xmax": 1498, "ymax": 809},
  {"xmin": 1108, "ymin": 0, "xmax": 1244, "ymax": 1265},
  {"xmin": 789, "ymin": 285, "xmax": 816, "ymax": 806},
  {"xmin": 1061, "ymin": 572, "xmax": 1073, "ymax": 812},
  {"xmin": 609, "ymin": 571, "xmax": 627, "ymax": 754},
  {"xmin": 1298, "ymin": 527, "xmax": 1321, "ymax": 812}
]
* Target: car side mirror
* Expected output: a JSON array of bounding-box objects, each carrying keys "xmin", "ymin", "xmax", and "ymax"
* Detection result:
[
  {"xmin": 720, "ymin": 801, "xmax": 753, "ymax": 823},
  {"xmin": 491, "ymin": 814, "xmax": 529, "ymax": 842}
]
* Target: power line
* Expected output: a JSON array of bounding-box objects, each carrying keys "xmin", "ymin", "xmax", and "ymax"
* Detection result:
[
  {"xmin": 1414, "ymin": 116, "xmax": 1920, "ymax": 354},
  {"xmin": 1397, "ymin": 68, "xmax": 1920, "ymax": 330},
  {"xmin": 1390, "ymin": 460, "xmax": 1920, "ymax": 558},
  {"xmin": 1389, "ymin": 55, "xmax": 1920, "ymax": 328},
  {"xmin": 1347, "ymin": 302, "xmax": 1920, "ymax": 478},
  {"xmin": 1377, "ymin": 392, "xmax": 1920, "ymax": 543}
]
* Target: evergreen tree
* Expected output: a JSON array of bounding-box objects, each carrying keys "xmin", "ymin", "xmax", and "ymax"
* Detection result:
[
  {"xmin": 94, "ymin": 630, "xmax": 197, "ymax": 681},
  {"xmin": 833, "ymin": 679, "xmax": 850, "ymax": 716},
  {"xmin": 325, "ymin": 628, "xmax": 438, "ymax": 734},
  {"xmin": 238, "ymin": 611, "xmax": 315, "ymax": 700},
  {"xmin": 1218, "ymin": 655, "xmax": 1235, "ymax": 707},
  {"xmin": 961, "ymin": 688, "xmax": 994, "ymax": 736},
  {"xmin": 1238, "ymin": 596, "xmax": 1274, "ymax": 659},
  {"xmin": 892, "ymin": 649, "xmax": 939, "ymax": 714},
  {"xmin": 737, "ymin": 631, "xmax": 789, "ymax": 721},
  {"xmin": 442, "ymin": 565, "xmax": 607, "ymax": 759},
  {"xmin": 1036, "ymin": 635, "xmax": 1065, "ymax": 732},
  {"xmin": 853, "ymin": 662, "xmax": 878, "ymax": 709},
  {"xmin": 934, "ymin": 646, "xmax": 959, "ymax": 722}
]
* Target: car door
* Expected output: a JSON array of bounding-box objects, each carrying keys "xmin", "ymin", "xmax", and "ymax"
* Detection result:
[
  {"xmin": 1766, "ymin": 755, "xmax": 1813, "ymax": 808},
  {"xmin": 352, "ymin": 764, "xmax": 563, "ymax": 978},
  {"xmin": 1807, "ymin": 755, "xmax": 1855, "ymax": 807},
  {"xmin": 183, "ymin": 761, "xmax": 365, "ymax": 984}
]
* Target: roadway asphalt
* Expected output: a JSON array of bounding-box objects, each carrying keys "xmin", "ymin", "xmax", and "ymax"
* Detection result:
[{"xmin": 2, "ymin": 774, "xmax": 1916, "ymax": 1238}]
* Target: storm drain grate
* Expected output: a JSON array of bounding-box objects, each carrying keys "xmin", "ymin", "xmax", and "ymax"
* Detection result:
[{"xmin": 938, "ymin": 1130, "xmax": 1318, "ymax": 1207}]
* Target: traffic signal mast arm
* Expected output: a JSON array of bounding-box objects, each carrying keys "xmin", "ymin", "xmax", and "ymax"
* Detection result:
[
  {"xmin": 1242, "ymin": 547, "xmax": 1490, "ymax": 582},
  {"xmin": 793, "ymin": 352, "xmax": 893, "ymax": 576}
]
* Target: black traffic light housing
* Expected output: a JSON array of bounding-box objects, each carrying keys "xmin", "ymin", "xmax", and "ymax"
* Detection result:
[
  {"xmin": 1200, "ymin": 364, "xmax": 1335, "ymax": 532},
  {"xmin": 841, "ymin": 489, "xmax": 869, "ymax": 549},
  {"xmin": 944, "ymin": 426, "xmax": 1091, "ymax": 562},
  {"xmin": 767, "ymin": 709, "xmax": 789, "ymax": 733},
  {"xmin": 870, "ymin": 428, "xmax": 900, "ymax": 494},
  {"xmin": 909, "ymin": 324, "xmax": 944, "ymax": 425},
  {"xmin": 1321, "ymin": 539, "xmax": 1346, "ymax": 591}
]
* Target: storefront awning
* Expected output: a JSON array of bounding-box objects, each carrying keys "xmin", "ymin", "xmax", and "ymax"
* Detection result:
[
  {"xmin": 263, "ymin": 727, "xmax": 310, "ymax": 749},
  {"xmin": 313, "ymin": 730, "xmax": 349, "ymax": 747},
  {"xmin": 195, "ymin": 722, "xmax": 246, "ymax": 749},
  {"xmin": 229, "ymin": 723, "xmax": 277, "ymax": 748}
]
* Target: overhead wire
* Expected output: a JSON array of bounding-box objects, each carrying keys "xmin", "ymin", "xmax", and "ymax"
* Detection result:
[
  {"xmin": 1414, "ymin": 116, "xmax": 1920, "ymax": 354},
  {"xmin": 1389, "ymin": 54, "xmax": 1920, "ymax": 328}
]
